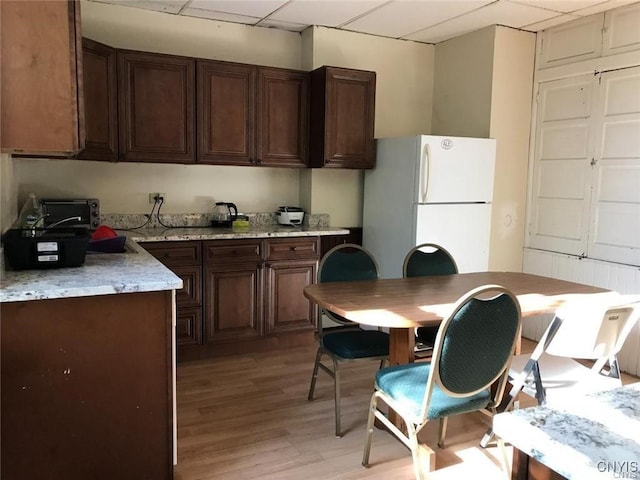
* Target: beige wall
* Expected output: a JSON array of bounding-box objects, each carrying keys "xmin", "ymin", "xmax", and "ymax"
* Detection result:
[
  {"xmin": 431, "ymin": 27, "xmax": 495, "ymax": 137},
  {"xmin": 81, "ymin": 0, "xmax": 302, "ymax": 68},
  {"xmin": 432, "ymin": 26, "xmax": 535, "ymax": 272},
  {"xmin": 10, "ymin": 2, "xmax": 435, "ymax": 228},
  {"xmin": 0, "ymin": 154, "xmax": 17, "ymax": 232},
  {"xmin": 303, "ymin": 27, "xmax": 435, "ymax": 226},
  {"xmin": 489, "ymin": 28, "xmax": 536, "ymax": 271}
]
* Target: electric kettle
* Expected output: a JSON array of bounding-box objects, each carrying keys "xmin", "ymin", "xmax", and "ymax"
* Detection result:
[{"xmin": 211, "ymin": 202, "xmax": 238, "ymax": 227}]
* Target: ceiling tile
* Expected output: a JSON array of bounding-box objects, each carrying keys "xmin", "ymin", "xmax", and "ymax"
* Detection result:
[
  {"xmin": 187, "ymin": 0, "xmax": 289, "ymax": 18},
  {"xmin": 181, "ymin": 7, "xmax": 261, "ymax": 24},
  {"xmin": 510, "ymin": 0, "xmax": 606, "ymax": 13},
  {"xmin": 570, "ymin": 0, "xmax": 638, "ymax": 16},
  {"xmin": 405, "ymin": 0, "xmax": 562, "ymax": 43},
  {"xmin": 343, "ymin": 0, "xmax": 494, "ymax": 39},
  {"xmin": 91, "ymin": 0, "xmax": 188, "ymax": 14},
  {"xmin": 269, "ymin": 0, "xmax": 387, "ymax": 27}
]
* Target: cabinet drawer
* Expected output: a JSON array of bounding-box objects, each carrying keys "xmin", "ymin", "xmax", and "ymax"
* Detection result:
[
  {"xmin": 204, "ymin": 240, "xmax": 262, "ymax": 264},
  {"xmin": 143, "ymin": 241, "xmax": 201, "ymax": 266},
  {"xmin": 265, "ymin": 237, "xmax": 319, "ymax": 261}
]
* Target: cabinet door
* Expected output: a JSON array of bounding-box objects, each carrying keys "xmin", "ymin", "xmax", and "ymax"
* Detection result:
[
  {"xmin": 176, "ymin": 306, "xmax": 203, "ymax": 347},
  {"xmin": 197, "ymin": 60, "xmax": 256, "ymax": 165},
  {"xmin": 78, "ymin": 38, "xmax": 118, "ymax": 161},
  {"xmin": 309, "ymin": 66, "xmax": 376, "ymax": 169},
  {"xmin": 1, "ymin": 0, "xmax": 84, "ymax": 155},
  {"xmin": 265, "ymin": 259, "xmax": 317, "ymax": 334},
  {"xmin": 204, "ymin": 263, "xmax": 263, "ymax": 343},
  {"xmin": 172, "ymin": 265, "xmax": 202, "ymax": 308},
  {"xmin": 257, "ymin": 68, "xmax": 309, "ymax": 167},
  {"xmin": 118, "ymin": 50, "xmax": 195, "ymax": 163}
]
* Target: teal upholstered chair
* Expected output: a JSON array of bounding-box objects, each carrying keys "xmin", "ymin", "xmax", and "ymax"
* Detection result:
[
  {"xmin": 403, "ymin": 243, "xmax": 458, "ymax": 349},
  {"xmin": 362, "ymin": 285, "xmax": 521, "ymax": 479},
  {"xmin": 308, "ymin": 243, "xmax": 389, "ymax": 437}
]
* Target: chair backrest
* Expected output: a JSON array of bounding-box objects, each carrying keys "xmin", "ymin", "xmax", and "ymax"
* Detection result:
[
  {"xmin": 544, "ymin": 296, "xmax": 640, "ymax": 360},
  {"xmin": 317, "ymin": 243, "xmax": 379, "ymax": 325},
  {"xmin": 402, "ymin": 243, "xmax": 458, "ymax": 278},
  {"xmin": 421, "ymin": 285, "xmax": 521, "ymax": 418}
]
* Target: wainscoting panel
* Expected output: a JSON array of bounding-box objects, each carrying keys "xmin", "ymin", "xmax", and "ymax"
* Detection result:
[{"xmin": 523, "ymin": 248, "xmax": 640, "ymax": 376}]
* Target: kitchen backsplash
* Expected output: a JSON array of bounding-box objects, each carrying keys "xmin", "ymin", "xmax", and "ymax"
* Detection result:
[{"xmin": 101, "ymin": 212, "xmax": 330, "ymax": 230}]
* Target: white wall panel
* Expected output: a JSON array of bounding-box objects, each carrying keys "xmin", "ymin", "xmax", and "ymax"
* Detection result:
[
  {"xmin": 603, "ymin": 3, "xmax": 640, "ymax": 56},
  {"xmin": 539, "ymin": 14, "xmax": 604, "ymax": 68}
]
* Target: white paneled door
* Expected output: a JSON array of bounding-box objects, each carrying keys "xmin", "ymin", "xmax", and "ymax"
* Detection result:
[
  {"xmin": 528, "ymin": 66, "xmax": 640, "ymax": 267},
  {"xmin": 528, "ymin": 74, "xmax": 596, "ymax": 257},
  {"xmin": 589, "ymin": 66, "xmax": 640, "ymax": 266}
]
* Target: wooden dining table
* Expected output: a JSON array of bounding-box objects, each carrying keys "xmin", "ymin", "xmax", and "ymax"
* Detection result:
[
  {"xmin": 304, "ymin": 271, "xmax": 615, "ymax": 472},
  {"xmin": 303, "ymin": 271, "xmax": 614, "ymax": 367}
]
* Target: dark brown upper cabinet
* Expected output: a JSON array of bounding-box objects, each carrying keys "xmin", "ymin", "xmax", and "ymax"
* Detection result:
[
  {"xmin": 197, "ymin": 60, "xmax": 256, "ymax": 165},
  {"xmin": 118, "ymin": 50, "xmax": 195, "ymax": 163},
  {"xmin": 309, "ymin": 66, "xmax": 376, "ymax": 169},
  {"xmin": 197, "ymin": 61, "xmax": 309, "ymax": 167},
  {"xmin": 257, "ymin": 67, "xmax": 309, "ymax": 167},
  {"xmin": 77, "ymin": 38, "xmax": 118, "ymax": 161},
  {"xmin": 1, "ymin": 0, "xmax": 85, "ymax": 156}
]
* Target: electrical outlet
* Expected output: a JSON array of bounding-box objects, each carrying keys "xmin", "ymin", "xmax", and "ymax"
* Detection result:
[{"xmin": 148, "ymin": 192, "xmax": 166, "ymax": 204}]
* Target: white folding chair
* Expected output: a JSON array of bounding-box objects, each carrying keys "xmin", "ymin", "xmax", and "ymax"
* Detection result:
[{"xmin": 509, "ymin": 296, "xmax": 640, "ymax": 406}]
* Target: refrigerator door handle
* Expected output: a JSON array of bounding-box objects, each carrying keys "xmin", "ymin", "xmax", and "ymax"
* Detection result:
[{"xmin": 420, "ymin": 143, "xmax": 430, "ymax": 203}]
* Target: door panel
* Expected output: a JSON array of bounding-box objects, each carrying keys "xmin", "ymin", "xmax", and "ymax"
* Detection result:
[
  {"xmin": 414, "ymin": 203, "xmax": 492, "ymax": 273},
  {"xmin": 204, "ymin": 264, "xmax": 263, "ymax": 343},
  {"xmin": 528, "ymin": 75, "xmax": 596, "ymax": 256},
  {"xmin": 265, "ymin": 261, "xmax": 316, "ymax": 334},
  {"xmin": 257, "ymin": 68, "xmax": 308, "ymax": 167},
  {"xmin": 197, "ymin": 60, "xmax": 255, "ymax": 165},
  {"xmin": 118, "ymin": 51, "xmax": 195, "ymax": 163},
  {"xmin": 417, "ymin": 136, "xmax": 496, "ymax": 204},
  {"xmin": 589, "ymin": 66, "xmax": 640, "ymax": 266}
]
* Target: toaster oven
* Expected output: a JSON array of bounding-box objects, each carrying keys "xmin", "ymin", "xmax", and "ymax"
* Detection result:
[{"xmin": 40, "ymin": 198, "xmax": 100, "ymax": 230}]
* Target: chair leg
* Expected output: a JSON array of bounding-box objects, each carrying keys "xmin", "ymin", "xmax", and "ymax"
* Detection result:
[
  {"xmin": 362, "ymin": 393, "xmax": 378, "ymax": 467},
  {"xmin": 437, "ymin": 416, "xmax": 448, "ymax": 448},
  {"xmin": 308, "ymin": 348, "xmax": 323, "ymax": 401},
  {"xmin": 407, "ymin": 423, "xmax": 425, "ymax": 480},
  {"xmin": 497, "ymin": 437, "xmax": 511, "ymax": 480},
  {"xmin": 332, "ymin": 356, "xmax": 341, "ymax": 437}
]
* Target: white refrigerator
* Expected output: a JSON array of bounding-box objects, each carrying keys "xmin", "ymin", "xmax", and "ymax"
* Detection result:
[{"xmin": 363, "ymin": 135, "xmax": 497, "ymax": 279}]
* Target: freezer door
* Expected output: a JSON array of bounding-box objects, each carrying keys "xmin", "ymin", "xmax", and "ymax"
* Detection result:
[
  {"xmin": 413, "ymin": 203, "xmax": 492, "ymax": 273},
  {"xmin": 416, "ymin": 135, "xmax": 496, "ymax": 204}
]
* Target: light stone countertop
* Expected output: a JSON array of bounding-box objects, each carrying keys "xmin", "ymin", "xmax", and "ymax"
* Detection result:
[
  {"xmin": 125, "ymin": 225, "xmax": 349, "ymax": 242},
  {"xmin": 1, "ymin": 226, "xmax": 349, "ymax": 303},
  {"xmin": 1, "ymin": 239, "xmax": 183, "ymax": 303},
  {"xmin": 493, "ymin": 382, "xmax": 640, "ymax": 480}
]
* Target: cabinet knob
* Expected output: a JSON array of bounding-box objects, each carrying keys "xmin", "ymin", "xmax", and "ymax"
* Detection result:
[{"xmin": 290, "ymin": 246, "xmax": 297, "ymax": 251}]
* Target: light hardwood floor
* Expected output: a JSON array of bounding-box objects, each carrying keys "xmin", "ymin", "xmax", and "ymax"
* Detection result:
[
  {"xmin": 174, "ymin": 344, "xmax": 509, "ymax": 480},
  {"xmin": 173, "ymin": 340, "xmax": 637, "ymax": 480}
]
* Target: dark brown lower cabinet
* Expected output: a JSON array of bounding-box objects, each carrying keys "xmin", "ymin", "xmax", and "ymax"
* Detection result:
[
  {"xmin": 265, "ymin": 259, "xmax": 317, "ymax": 334},
  {"xmin": 1, "ymin": 291, "xmax": 174, "ymax": 480},
  {"xmin": 144, "ymin": 237, "xmax": 319, "ymax": 354},
  {"xmin": 143, "ymin": 241, "xmax": 203, "ymax": 347},
  {"xmin": 204, "ymin": 260, "xmax": 264, "ymax": 343}
]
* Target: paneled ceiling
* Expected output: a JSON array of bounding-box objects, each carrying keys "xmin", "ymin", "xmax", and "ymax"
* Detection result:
[{"xmin": 87, "ymin": 0, "xmax": 637, "ymax": 43}]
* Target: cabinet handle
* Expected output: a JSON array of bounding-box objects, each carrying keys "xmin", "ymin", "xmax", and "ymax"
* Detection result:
[{"xmin": 290, "ymin": 246, "xmax": 297, "ymax": 251}]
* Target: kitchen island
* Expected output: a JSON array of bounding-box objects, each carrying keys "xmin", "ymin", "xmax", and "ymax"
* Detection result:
[{"xmin": 0, "ymin": 241, "xmax": 182, "ymax": 480}]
